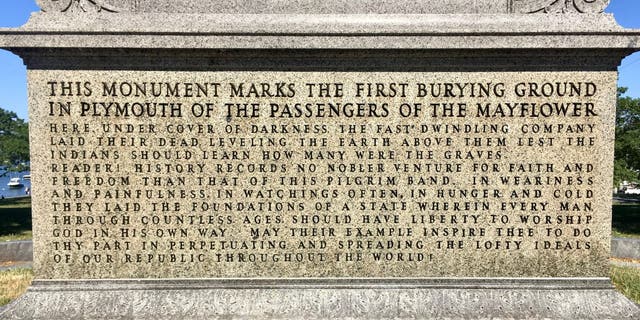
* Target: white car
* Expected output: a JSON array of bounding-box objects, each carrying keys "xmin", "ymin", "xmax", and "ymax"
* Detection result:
[{"xmin": 624, "ymin": 188, "xmax": 640, "ymax": 194}]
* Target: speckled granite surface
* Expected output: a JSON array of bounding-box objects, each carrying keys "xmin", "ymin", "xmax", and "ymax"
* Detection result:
[
  {"xmin": 2, "ymin": 278, "xmax": 639, "ymax": 319},
  {"xmin": 0, "ymin": 1, "xmax": 639, "ymax": 319},
  {"xmin": 23, "ymin": 70, "xmax": 616, "ymax": 279}
]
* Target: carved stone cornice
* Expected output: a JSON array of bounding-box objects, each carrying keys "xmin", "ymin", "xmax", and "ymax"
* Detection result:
[
  {"xmin": 37, "ymin": 0, "xmax": 124, "ymax": 13},
  {"xmin": 510, "ymin": 0, "xmax": 610, "ymax": 14},
  {"xmin": 35, "ymin": 0, "xmax": 611, "ymax": 14}
]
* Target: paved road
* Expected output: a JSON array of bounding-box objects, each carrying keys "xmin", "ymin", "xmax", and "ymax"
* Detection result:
[{"xmin": 0, "ymin": 261, "xmax": 31, "ymax": 271}]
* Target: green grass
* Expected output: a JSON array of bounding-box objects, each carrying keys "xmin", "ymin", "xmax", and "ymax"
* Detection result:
[
  {"xmin": 612, "ymin": 203, "xmax": 640, "ymax": 239},
  {"xmin": 0, "ymin": 268, "xmax": 33, "ymax": 306},
  {"xmin": 0, "ymin": 197, "xmax": 32, "ymax": 242},
  {"xmin": 611, "ymin": 265, "xmax": 640, "ymax": 304}
]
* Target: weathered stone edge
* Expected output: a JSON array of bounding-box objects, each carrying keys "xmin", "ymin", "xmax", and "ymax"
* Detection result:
[
  {"xmin": 27, "ymin": 277, "xmax": 616, "ymax": 290},
  {"xmin": 1, "ymin": 13, "xmax": 639, "ymax": 50},
  {"xmin": 6, "ymin": 48, "xmax": 633, "ymax": 72},
  {"xmin": 2, "ymin": 33, "xmax": 638, "ymax": 51},
  {"xmin": 0, "ymin": 241, "xmax": 32, "ymax": 263},
  {"xmin": 34, "ymin": 0, "xmax": 610, "ymax": 15},
  {"xmin": 611, "ymin": 238, "xmax": 640, "ymax": 260},
  {"xmin": 3, "ymin": 34, "xmax": 638, "ymax": 49},
  {"xmin": 7, "ymin": 13, "xmax": 628, "ymax": 33},
  {"xmin": 35, "ymin": 0, "xmax": 510, "ymax": 15},
  {"xmin": 1, "ymin": 280, "xmax": 638, "ymax": 320}
]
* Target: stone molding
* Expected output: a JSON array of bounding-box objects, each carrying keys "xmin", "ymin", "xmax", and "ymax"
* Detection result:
[
  {"xmin": 2, "ymin": 14, "xmax": 638, "ymax": 53},
  {"xmin": 10, "ymin": 48, "xmax": 631, "ymax": 72},
  {"xmin": 2, "ymin": 278, "xmax": 638, "ymax": 319},
  {"xmin": 7, "ymin": 3, "xmax": 635, "ymax": 53},
  {"xmin": 510, "ymin": 0, "xmax": 610, "ymax": 14},
  {"xmin": 37, "ymin": 0, "xmax": 121, "ymax": 13},
  {"xmin": 36, "ymin": 0, "xmax": 610, "ymax": 14}
]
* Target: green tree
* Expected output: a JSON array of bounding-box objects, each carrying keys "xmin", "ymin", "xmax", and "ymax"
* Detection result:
[
  {"xmin": 0, "ymin": 107, "xmax": 29, "ymax": 172},
  {"xmin": 614, "ymin": 88, "xmax": 640, "ymax": 187}
]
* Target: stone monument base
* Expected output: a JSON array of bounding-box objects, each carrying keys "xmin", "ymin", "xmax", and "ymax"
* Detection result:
[{"xmin": 2, "ymin": 278, "xmax": 638, "ymax": 319}]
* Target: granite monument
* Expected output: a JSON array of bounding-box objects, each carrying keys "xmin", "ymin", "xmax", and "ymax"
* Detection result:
[{"xmin": 1, "ymin": 0, "xmax": 639, "ymax": 319}]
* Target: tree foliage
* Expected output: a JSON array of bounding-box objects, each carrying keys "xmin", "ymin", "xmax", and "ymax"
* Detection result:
[
  {"xmin": 0, "ymin": 107, "xmax": 29, "ymax": 171},
  {"xmin": 614, "ymin": 88, "xmax": 640, "ymax": 186}
]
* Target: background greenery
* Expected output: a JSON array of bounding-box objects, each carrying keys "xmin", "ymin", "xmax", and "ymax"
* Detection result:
[
  {"xmin": 615, "ymin": 88, "xmax": 640, "ymax": 186},
  {"xmin": 0, "ymin": 108, "xmax": 28, "ymax": 173}
]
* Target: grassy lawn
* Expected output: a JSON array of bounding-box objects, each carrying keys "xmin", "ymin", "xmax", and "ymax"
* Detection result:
[
  {"xmin": 0, "ymin": 197, "xmax": 32, "ymax": 242},
  {"xmin": 611, "ymin": 265, "xmax": 640, "ymax": 304},
  {"xmin": 0, "ymin": 268, "xmax": 32, "ymax": 306}
]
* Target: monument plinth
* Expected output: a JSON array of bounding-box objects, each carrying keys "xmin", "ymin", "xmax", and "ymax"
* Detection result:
[{"xmin": 1, "ymin": 0, "xmax": 639, "ymax": 319}]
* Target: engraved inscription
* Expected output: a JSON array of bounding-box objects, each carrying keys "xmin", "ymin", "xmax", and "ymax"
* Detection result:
[{"xmin": 30, "ymin": 71, "xmax": 615, "ymax": 279}]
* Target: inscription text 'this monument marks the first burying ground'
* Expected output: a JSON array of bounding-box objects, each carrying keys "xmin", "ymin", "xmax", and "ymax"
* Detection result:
[{"xmin": 35, "ymin": 71, "xmax": 610, "ymax": 279}]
